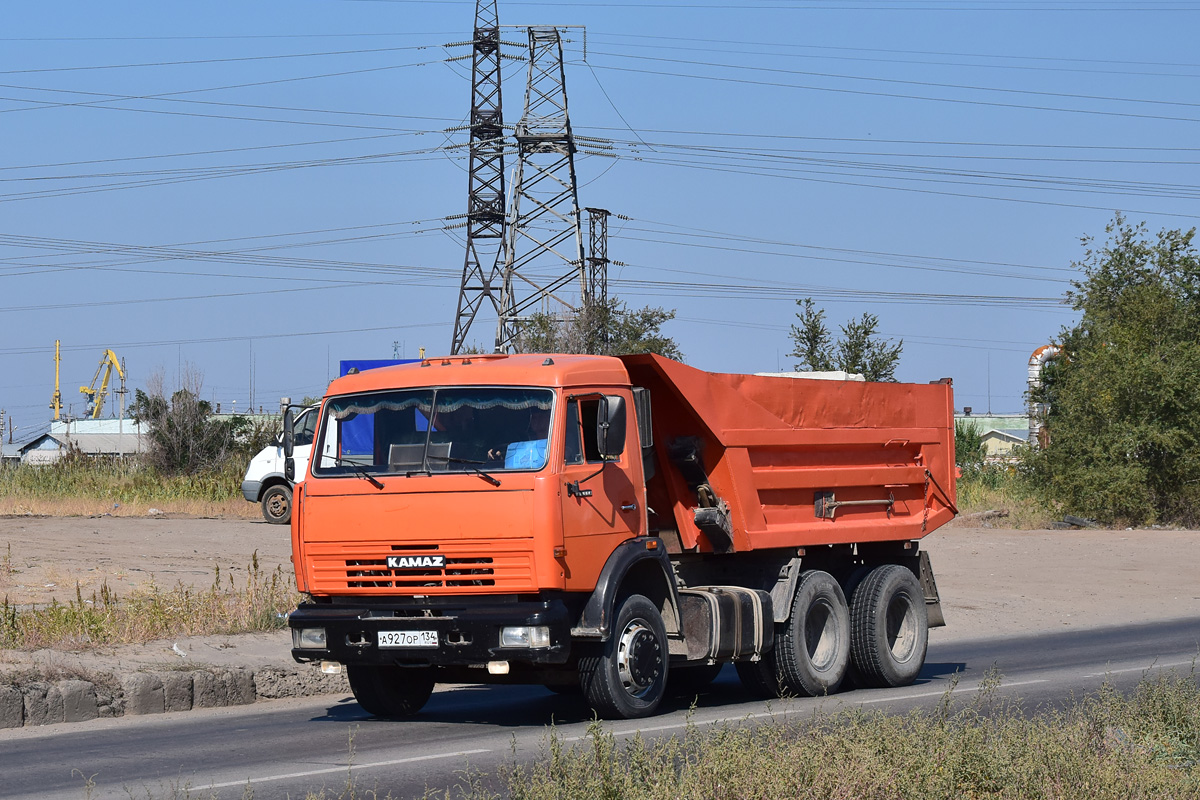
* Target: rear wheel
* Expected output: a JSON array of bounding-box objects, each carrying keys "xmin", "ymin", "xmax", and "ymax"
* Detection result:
[
  {"xmin": 260, "ymin": 484, "xmax": 292, "ymax": 525},
  {"xmin": 775, "ymin": 570, "xmax": 850, "ymax": 696},
  {"xmin": 346, "ymin": 665, "xmax": 434, "ymax": 718},
  {"xmin": 849, "ymin": 565, "xmax": 928, "ymax": 688},
  {"xmin": 579, "ymin": 594, "xmax": 669, "ymax": 719}
]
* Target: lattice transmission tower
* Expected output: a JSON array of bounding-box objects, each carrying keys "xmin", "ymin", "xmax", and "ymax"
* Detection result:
[
  {"xmin": 450, "ymin": 0, "xmax": 509, "ymax": 355},
  {"xmin": 495, "ymin": 26, "xmax": 586, "ymax": 353},
  {"xmin": 584, "ymin": 207, "xmax": 610, "ymax": 310}
]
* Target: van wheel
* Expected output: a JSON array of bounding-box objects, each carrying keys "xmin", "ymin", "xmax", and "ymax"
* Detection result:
[
  {"xmin": 260, "ymin": 484, "xmax": 292, "ymax": 525},
  {"xmin": 579, "ymin": 594, "xmax": 668, "ymax": 719},
  {"xmin": 775, "ymin": 570, "xmax": 850, "ymax": 696},
  {"xmin": 346, "ymin": 665, "xmax": 434, "ymax": 718},
  {"xmin": 849, "ymin": 565, "xmax": 928, "ymax": 688}
]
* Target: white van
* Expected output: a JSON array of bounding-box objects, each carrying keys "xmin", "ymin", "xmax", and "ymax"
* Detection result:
[{"xmin": 241, "ymin": 405, "xmax": 317, "ymax": 524}]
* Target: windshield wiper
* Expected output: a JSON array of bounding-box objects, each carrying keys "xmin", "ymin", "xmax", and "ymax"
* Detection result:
[
  {"xmin": 427, "ymin": 455, "xmax": 502, "ymax": 487},
  {"xmin": 320, "ymin": 455, "xmax": 384, "ymax": 490}
]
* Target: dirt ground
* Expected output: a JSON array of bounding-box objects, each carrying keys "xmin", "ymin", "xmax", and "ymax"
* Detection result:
[{"xmin": 1, "ymin": 515, "xmax": 1198, "ymax": 668}]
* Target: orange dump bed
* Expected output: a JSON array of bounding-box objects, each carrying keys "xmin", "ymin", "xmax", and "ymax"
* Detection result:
[{"xmin": 621, "ymin": 354, "xmax": 957, "ymax": 552}]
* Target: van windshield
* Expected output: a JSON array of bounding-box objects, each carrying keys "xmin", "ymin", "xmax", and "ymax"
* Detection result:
[{"xmin": 312, "ymin": 387, "xmax": 553, "ymax": 477}]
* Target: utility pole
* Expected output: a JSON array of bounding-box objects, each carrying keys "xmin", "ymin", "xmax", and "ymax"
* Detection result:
[
  {"xmin": 450, "ymin": 0, "xmax": 509, "ymax": 355},
  {"xmin": 496, "ymin": 26, "xmax": 586, "ymax": 353}
]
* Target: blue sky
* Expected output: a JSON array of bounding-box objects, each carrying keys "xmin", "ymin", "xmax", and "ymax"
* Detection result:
[{"xmin": 2, "ymin": 0, "xmax": 1198, "ymax": 439}]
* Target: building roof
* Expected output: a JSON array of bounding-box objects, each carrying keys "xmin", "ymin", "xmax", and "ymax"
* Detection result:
[
  {"xmin": 956, "ymin": 413, "xmax": 1028, "ymax": 433},
  {"xmin": 981, "ymin": 428, "xmax": 1028, "ymax": 444}
]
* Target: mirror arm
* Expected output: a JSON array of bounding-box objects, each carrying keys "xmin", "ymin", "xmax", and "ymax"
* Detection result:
[{"xmin": 567, "ymin": 463, "xmax": 608, "ymax": 497}]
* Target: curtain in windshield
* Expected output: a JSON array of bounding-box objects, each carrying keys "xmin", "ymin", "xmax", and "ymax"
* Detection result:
[{"xmin": 313, "ymin": 388, "xmax": 553, "ymax": 475}]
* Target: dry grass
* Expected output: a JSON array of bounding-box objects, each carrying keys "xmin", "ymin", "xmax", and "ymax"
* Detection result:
[
  {"xmin": 953, "ymin": 465, "xmax": 1059, "ymax": 529},
  {"xmin": 0, "ymin": 496, "xmax": 255, "ymax": 519},
  {"xmin": 437, "ymin": 670, "xmax": 1200, "ymax": 800},
  {"xmin": 1, "ymin": 551, "xmax": 298, "ymax": 650}
]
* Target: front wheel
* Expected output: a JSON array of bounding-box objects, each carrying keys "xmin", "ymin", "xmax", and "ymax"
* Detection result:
[
  {"xmin": 346, "ymin": 665, "xmax": 434, "ymax": 718},
  {"xmin": 260, "ymin": 484, "xmax": 292, "ymax": 525},
  {"xmin": 579, "ymin": 594, "xmax": 669, "ymax": 719}
]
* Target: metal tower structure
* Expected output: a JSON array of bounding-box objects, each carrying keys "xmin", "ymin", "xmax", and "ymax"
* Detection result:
[
  {"xmin": 584, "ymin": 207, "xmax": 610, "ymax": 310},
  {"xmin": 450, "ymin": 0, "xmax": 508, "ymax": 355},
  {"xmin": 496, "ymin": 26, "xmax": 585, "ymax": 353}
]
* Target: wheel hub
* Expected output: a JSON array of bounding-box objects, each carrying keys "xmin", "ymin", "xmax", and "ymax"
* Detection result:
[
  {"xmin": 616, "ymin": 620, "xmax": 661, "ymax": 697},
  {"xmin": 266, "ymin": 494, "xmax": 287, "ymax": 518}
]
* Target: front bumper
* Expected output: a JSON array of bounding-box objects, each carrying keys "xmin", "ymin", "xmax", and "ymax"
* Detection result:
[
  {"xmin": 288, "ymin": 598, "xmax": 573, "ymax": 666},
  {"xmin": 240, "ymin": 479, "xmax": 261, "ymax": 502}
]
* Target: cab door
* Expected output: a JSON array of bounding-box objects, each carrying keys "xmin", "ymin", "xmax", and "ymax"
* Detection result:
[{"xmin": 558, "ymin": 392, "xmax": 644, "ymax": 591}]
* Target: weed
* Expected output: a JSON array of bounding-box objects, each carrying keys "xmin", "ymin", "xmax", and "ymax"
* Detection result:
[
  {"xmin": 463, "ymin": 671, "xmax": 1200, "ymax": 800},
  {"xmin": 0, "ymin": 459, "xmax": 257, "ymax": 518},
  {"xmin": 0, "ymin": 555, "xmax": 298, "ymax": 650},
  {"xmin": 954, "ymin": 463, "xmax": 1058, "ymax": 529}
]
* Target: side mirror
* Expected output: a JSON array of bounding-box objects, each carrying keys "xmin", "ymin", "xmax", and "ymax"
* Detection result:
[
  {"xmin": 595, "ymin": 395, "xmax": 626, "ymax": 459},
  {"xmin": 283, "ymin": 408, "xmax": 295, "ymax": 459}
]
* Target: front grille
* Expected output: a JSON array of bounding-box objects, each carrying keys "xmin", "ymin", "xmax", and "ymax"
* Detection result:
[
  {"xmin": 307, "ymin": 541, "xmax": 536, "ymax": 594},
  {"xmin": 345, "ymin": 555, "xmax": 496, "ymax": 588}
]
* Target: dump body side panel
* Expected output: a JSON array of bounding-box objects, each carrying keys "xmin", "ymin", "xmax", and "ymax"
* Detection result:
[{"xmin": 621, "ymin": 354, "xmax": 956, "ymax": 552}]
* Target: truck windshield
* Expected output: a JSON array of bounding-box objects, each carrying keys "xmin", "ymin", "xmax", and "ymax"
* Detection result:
[{"xmin": 312, "ymin": 387, "xmax": 554, "ymax": 477}]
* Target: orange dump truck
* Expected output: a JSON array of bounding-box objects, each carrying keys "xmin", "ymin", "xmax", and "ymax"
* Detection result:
[{"xmin": 285, "ymin": 353, "xmax": 956, "ymax": 719}]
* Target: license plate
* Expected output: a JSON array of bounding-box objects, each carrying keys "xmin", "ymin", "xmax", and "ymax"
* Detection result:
[{"xmin": 377, "ymin": 630, "xmax": 438, "ymax": 649}]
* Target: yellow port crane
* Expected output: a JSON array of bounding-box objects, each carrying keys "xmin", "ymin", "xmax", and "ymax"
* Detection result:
[
  {"xmin": 79, "ymin": 349, "xmax": 126, "ymax": 419},
  {"xmin": 50, "ymin": 340, "xmax": 64, "ymax": 420}
]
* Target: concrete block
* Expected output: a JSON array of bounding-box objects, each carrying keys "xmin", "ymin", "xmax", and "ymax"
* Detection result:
[
  {"xmin": 55, "ymin": 680, "xmax": 98, "ymax": 723},
  {"xmin": 22, "ymin": 681, "xmax": 63, "ymax": 726},
  {"xmin": 96, "ymin": 686, "xmax": 123, "ymax": 718},
  {"xmin": 157, "ymin": 672, "xmax": 193, "ymax": 713},
  {"xmin": 0, "ymin": 685, "xmax": 23, "ymax": 728},
  {"xmin": 191, "ymin": 670, "xmax": 227, "ymax": 708},
  {"xmin": 225, "ymin": 669, "xmax": 255, "ymax": 706},
  {"xmin": 254, "ymin": 666, "xmax": 349, "ymax": 699},
  {"xmin": 121, "ymin": 673, "xmax": 164, "ymax": 716}
]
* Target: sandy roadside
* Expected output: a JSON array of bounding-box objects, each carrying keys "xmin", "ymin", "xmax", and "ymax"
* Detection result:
[{"xmin": 1, "ymin": 516, "xmax": 1197, "ymax": 678}]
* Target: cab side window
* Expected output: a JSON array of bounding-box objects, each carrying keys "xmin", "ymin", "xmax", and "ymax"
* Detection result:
[
  {"xmin": 295, "ymin": 410, "xmax": 318, "ymax": 447},
  {"xmin": 564, "ymin": 398, "xmax": 606, "ymax": 465},
  {"xmin": 564, "ymin": 401, "xmax": 583, "ymax": 465}
]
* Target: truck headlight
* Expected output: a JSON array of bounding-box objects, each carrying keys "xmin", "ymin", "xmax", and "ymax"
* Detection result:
[
  {"xmin": 293, "ymin": 627, "xmax": 327, "ymax": 649},
  {"xmin": 501, "ymin": 625, "xmax": 550, "ymax": 648}
]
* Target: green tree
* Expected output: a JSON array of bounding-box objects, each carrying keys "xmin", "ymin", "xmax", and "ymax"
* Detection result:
[
  {"xmin": 1026, "ymin": 215, "xmax": 1200, "ymax": 524},
  {"xmin": 132, "ymin": 369, "xmax": 248, "ymax": 474},
  {"xmin": 515, "ymin": 296, "xmax": 684, "ymax": 361},
  {"xmin": 955, "ymin": 419, "xmax": 987, "ymax": 473},
  {"xmin": 788, "ymin": 298, "xmax": 903, "ymax": 381}
]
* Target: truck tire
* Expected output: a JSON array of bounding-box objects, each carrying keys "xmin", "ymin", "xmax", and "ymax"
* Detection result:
[
  {"xmin": 260, "ymin": 484, "xmax": 292, "ymax": 525},
  {"xmin": 775, "ymin": 570, "xmax": 850, "ymax": 696},
  {"xmin": 579, "ymin": 594, "xmax": 668, "ymax": 719},
  {"xmin": 346, "ymin": 665, "xmax": 434, "ymax": 718},
  {"xmin": 849, "ymin": 564, "xmax": 928, "ymax": 688}
]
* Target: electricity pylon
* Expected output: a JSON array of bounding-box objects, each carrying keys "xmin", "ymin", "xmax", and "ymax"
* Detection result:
[
  {"xmin": 584, "ymin": 207, "xmax": 610, "ymax": 309},
  {"xmin": 495, "ymin": 26, "xmax": 585, "ymax": 353},
  {"xmin": 450, "ymin": 0, "xmax": 508, "ymax": 355}
]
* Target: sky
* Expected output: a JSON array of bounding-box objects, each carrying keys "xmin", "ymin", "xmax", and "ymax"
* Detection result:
[{"xmin": 2, "ymin": 0, "xmax": 1199, "ymax": 441}]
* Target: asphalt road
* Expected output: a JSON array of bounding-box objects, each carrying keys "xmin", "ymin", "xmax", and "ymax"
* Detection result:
[{"xmin": 5, "ymin": 617, "xmax": 1199, "ymax": 800}]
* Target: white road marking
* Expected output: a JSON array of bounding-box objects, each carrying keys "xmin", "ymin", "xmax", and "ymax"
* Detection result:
[
  {"xmin": 857, "ymin": 678, "xmax": 1048, "ymax": 704},
  {"xmin": 561, "ymin": 678, "xmax": 1051, "ymax": 742},
  {"xmin": 201, "ymin": 748, "xmax": 491, "ymax": 790},
  {"xmin": 1083, "ymin": 659, "xmax": 1196, "ymax": 678}
]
